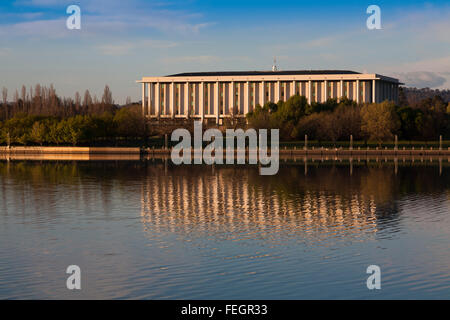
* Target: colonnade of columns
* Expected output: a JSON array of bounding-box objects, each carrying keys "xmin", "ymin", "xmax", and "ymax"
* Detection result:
[{"xmin": 141, "ymin": 79, "xmax": 399, "ymax": 123}]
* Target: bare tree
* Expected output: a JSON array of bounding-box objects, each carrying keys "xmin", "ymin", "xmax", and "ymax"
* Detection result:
[
  {"xmin": 49, "ymin": 84, "xmax": 58, "ymax": 115},
  {"xmin": 13, "ymin": 89, "xmax": 19, "ymax": 116},
  {"xmin": 83, "ymin": 90, "xmax": 92, "ymax": 113},
  {"xmin": 19, "ymin": 85, "xmax": 26, "ymax": 114},
  {"xmin": 2, "ymin": 87, "xmax": 7, "ymax": 119},
  {"xmin": 33, "ymin": 84, "xmax": 43, "ymax": 114},
  {"xmin": 75, "ymin": 91, "xmax": 81, "ymax": 113},
  {"xmin": 1, "ymin": 87, "xmax": 7, "ymax": 104},
  {"xmin": 102, "ymin": 85, "xmax": 113, "ymax": 106}
]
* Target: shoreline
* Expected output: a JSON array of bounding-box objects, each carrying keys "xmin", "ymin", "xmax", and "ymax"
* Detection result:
[
  {"xmin": 0, "ymin": 146, "xmax": 141, "ymax": 154},
  {"xmin": 1, "ymin": 146, "xmax": 450, "ymax": 156}
]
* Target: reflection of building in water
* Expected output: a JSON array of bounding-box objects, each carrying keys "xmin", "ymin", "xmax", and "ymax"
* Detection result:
[{"xmin": 140, "ymin": 166, "xmax": 383, "ymax": 243}]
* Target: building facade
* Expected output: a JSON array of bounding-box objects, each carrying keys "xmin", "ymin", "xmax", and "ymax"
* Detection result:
[{"xmin": 137, "ymin": 70, "xmax": 401, "ymax": 124}]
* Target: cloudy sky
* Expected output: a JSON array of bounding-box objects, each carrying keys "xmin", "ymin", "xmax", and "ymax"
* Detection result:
[{"xmin": 0, "ymin": 0, "xmax": 449, "ymax": 103}]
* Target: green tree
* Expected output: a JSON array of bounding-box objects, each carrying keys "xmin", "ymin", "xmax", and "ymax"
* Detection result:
[
  {"xmin": 66, "ymin": 116, "xmax": 87, "ymax": 146},
  {"xmin": 399, "ymin": 106, "xmax": 425, "ymax": 140},
  {"xmin": 272, "ymin": 95, "xmax": 308, "ymax": 139},
  {"xmin": 246, "ymin": 104, "xmax": 272, "ymax": 129},
  {"xmin": 113, "ymin": 107, "xmax": 145, "ymax": 139},
  {"xmin": 361, "ymin": 102, "xmax": 400, "ymax": 145},
  {"xmin": 30, "ymin": 121, "xmax": 47, "ymax": 145},
  {"xmin": 48, "ymin": 120, "xmax": 65, "ymax": 145}
]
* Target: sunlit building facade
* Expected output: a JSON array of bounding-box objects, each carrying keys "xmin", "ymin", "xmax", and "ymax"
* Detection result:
[{"xmin": 137, "ymin": 70, "xmax": 401, "ymax": 124}]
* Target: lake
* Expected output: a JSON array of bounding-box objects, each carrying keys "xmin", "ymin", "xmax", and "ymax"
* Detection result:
[{"xmin": 0, "ymin": 158, "xmax": 449, "ymax": 299}]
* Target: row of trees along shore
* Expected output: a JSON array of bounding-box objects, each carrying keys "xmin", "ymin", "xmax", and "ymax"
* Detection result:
[
  {"xmin": 247, "ymin": 93, "xmax": 450, "ymax": 144},
  {"xmin": 0, "ymin": 84, "xmax": 450, "ymax": 147},
  {"xmin": 0, "ymin": 85, "xmax": 144, "ymax": 146}
]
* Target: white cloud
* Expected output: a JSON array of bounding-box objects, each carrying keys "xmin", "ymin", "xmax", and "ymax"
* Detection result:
[
  {"xmin": 394, "ymin": 71, "xmax": 447, "ymax": 88},
  {"xmin": 6, "ymin": 1, "xmax": 212, "ymax": 37},
  {"xmin": 384, "ymin": 56, "xmax": 450, "ymax": 89}
]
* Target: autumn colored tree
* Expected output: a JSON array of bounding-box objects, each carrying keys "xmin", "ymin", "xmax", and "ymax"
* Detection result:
[
  {"xmin": 30, "ymin": 121, "xmax": 47, "ymax": 145},
  {"xmin": 361, "ymin": 102, "xmax": 400, "ymax": 145}
]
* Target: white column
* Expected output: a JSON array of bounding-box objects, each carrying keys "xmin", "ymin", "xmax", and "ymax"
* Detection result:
[
  {"xmin": 314, "ymin": 82, "xmax": 318, "ymax": 103},
  {"xmin": 155, "ymin": 82, "xmax": 160, "ymax": 118},
  {"xmin": 185, "ymin": 82, "xmax": 190, "ymax": 118},
  {"xmin": 292, "ymin": 81, "xmax": 296, "ymax": 97},
  {"xmin": 260, "ymin": 81, "xmax": 265, "ymax": 106},
  {"xmin": 199, "ymin": 82, "xmax": 204, "ymax": 121},
  {"xmin": 276, "ymin": 81, "xmax": 281, "ymax": 102},
  {"xmin": 356, "ymin": 80, "xmax": 360, "ymax": 104},
  {"xmin": 324, "ymin": 80, "xmax": 328, "ymax": 102},
  {"xmin": 252, "ymin": 83, "xmax": 257, "ymax": 109},
  {"xmin": 170, "ymin": 82, "xmax": 175, "ymax": 118},
  {"xmin": 215, "ymin": 81, "xmax": 220, "ymax": 124},
  {"xmin": 236, "ymin": 83, "xmax": 241, "ymax": 114},
  {"xmin": 244, "ymin": 81, "xmax": 250, "ymax": 115},
  {"xmin": 308, "ymin": 80, "xmax": 312, "ymax": 104},
  {"xmin": 177, "ymin": 84, "xmax": 181, "ymax": 116},
  {"xmin": 372, "ymin": 80, "xmax": 376, "ymax": 103},
  {"xmin": 141, "ymin": 82, "xmax": 145, "ymax": 117},
  {"xmin": 362, "ymin": 81, "xmax": 366, "ymax": 103}
]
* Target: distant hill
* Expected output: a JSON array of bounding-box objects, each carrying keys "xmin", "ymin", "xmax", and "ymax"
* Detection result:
[{"xmin": 401, "ymin": 87, "xmax": 450, "ymax": 106}]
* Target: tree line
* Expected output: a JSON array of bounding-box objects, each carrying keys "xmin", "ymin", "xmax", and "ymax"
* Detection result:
[
  {"xmin": 0, "ymin": 107, "xmax": 146, "ymax": 147},
  {"xmin": 0, "ymin": 84, "xmax": 146, "ymax": 146},
  {"xmin": 401, "ymin": 87, "xmax": 450, "ymax": 107},
  {"xmin": 247, "ymin": 92, "xmax": 450, "ymax": 144},
  {"xmin": 1, "ymin": 84, "xmax": 117, "ymax": 120}
]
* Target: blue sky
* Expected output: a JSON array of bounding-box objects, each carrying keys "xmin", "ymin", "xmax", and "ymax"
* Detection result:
[{"xmin": 0, "ymin": 0, "xmax": 449, "ymax": 104}]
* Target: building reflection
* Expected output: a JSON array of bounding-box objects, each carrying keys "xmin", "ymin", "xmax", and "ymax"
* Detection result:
[{"xmin": 140, "ymin": 165, "xmax": 403, "ymax": 243}]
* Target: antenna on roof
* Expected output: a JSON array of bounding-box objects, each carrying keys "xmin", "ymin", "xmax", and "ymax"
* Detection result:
[{"xmin": 272, "ymin": 57, "xmax": 278, "ymax": 72}]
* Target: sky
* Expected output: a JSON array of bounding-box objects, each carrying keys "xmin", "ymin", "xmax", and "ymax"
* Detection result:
[{"xmin": 0, "ymin": 0, "xmax": 449, "ymax": 104}]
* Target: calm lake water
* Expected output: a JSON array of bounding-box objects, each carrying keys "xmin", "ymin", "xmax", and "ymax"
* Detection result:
[{"xmin": 0, "ymin": 158, "xmax": 450, "ymax": 299}]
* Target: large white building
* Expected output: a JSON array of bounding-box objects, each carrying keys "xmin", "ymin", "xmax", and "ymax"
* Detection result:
[{"xmin": 137, "ymin": 70, "xmax": 401, "ymax": 124}]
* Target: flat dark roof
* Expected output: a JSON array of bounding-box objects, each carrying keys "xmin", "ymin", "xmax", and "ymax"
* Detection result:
[{"xmin": 167, "ymin": 70, "xmax": 361, "ymax": 77}]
